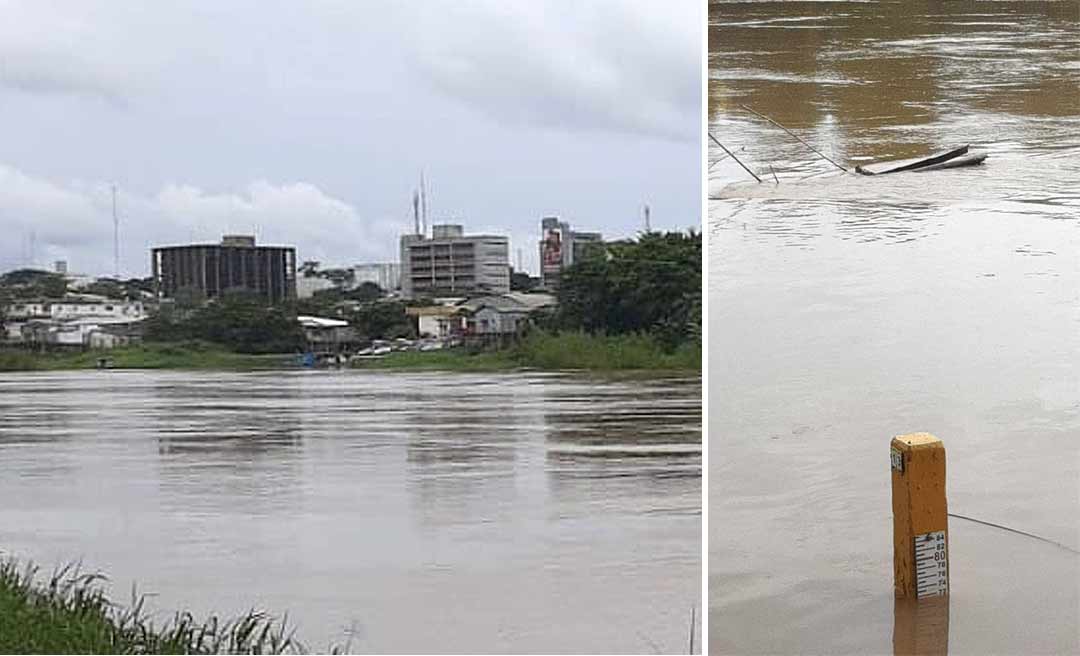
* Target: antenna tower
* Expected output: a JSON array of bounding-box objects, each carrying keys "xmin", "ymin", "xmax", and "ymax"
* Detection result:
[
  {"xmin": 643, "ymin": 203, "xmax": 652, "ymax": 232},
  {"xmin": 412, "ymin": 189, "xmax": 421, "ymax": 235},
  {"xmin": 419, "ymin": 171, "xmax": 428, "ymax": 237}
]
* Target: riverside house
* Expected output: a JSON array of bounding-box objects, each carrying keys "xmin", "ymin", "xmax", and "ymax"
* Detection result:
[
  {"xmin": 2, "ymin": 295, "xmax": 147, "ymax": 348},
  {"xmin": 405, "ymin": 292, "xmax": 556, "ymax": 342}
]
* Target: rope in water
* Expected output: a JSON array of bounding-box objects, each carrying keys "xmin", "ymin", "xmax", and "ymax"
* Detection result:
[{"xmin": 948, "ymin": 512, "xmax": 1080, "ymax": 555}]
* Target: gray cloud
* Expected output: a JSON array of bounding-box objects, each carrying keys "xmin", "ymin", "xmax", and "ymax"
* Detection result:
[
  {"xmin": 0, "ymin": 1, "xmax": 700, "ymax": 278},
  {"xmin": 393, "ymin": 1, "xmax": 699, "ymax": 142},
  {"xmin": 0, "ymin": 49, "xmax": 127, "ymax": 102},
  {"xmin": 0, "ymin": 165, "xmax": 404, "ymax": 276},
  {"xmin": 0, "ymin": 2, "xmax": 138, "ymax": 101}
]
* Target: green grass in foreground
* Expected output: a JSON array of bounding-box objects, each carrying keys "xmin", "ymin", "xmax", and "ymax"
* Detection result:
[
  {"xmin": 0, "ymin": 558, "xmax": 301, "ymax": 654},
  {"xmin": 358, "ymin": 331, "xmax": 701, "ymax": 372},
  {"xmin": 0, "ymin": 341, "xmax": 284, "ymax": 372}
]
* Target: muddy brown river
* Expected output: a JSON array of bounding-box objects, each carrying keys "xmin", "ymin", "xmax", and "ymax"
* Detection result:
[
  {"xmin": 0, "ymin": 370, "xmax": 701, "ymax": 654},
  {"xmin": 710, "ymin": 1, "xmax": 1079, "ymax": 654}
]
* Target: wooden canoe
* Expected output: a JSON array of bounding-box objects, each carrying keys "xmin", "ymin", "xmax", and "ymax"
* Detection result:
[
  {"xmin": 910, "ymin": 149, "xmax": 987, "ymax": 172},
  {"xmin": 855, "ymin": 145, "xmax": 971, "ymax": 175}
]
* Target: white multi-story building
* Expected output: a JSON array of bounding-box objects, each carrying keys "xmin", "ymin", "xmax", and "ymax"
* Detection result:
[
  {"xmin": 2, "ymin": 296, "xmax": 147, "ymax": 347},
  {"xmin": 351, "ymin": 263, "xmax": 402, "ymax": 292},
  {"xmin": 5, "ymin": 297, "xmax": 146, "ymax": 321},
  {"xmin": 399, "ymin": 224, "xmax": 509, "ymax": 300},
  {"xmin": 14, "ymin": 316, "xmax": 142, "ymax": 348}
]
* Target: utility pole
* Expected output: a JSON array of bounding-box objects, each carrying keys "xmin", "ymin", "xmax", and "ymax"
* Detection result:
[{"xmin": 112, "ymin": 185, "xmax": 119, "ymax": 278}]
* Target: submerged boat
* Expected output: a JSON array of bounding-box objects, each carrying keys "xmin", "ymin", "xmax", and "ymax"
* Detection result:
[
  {"xmin": 855, "ymin": 145, "xmax": 987, "ymax": 175},
  {"xmin": 909, "ymin": 149, "xmax": 988, "ymax": 172}
]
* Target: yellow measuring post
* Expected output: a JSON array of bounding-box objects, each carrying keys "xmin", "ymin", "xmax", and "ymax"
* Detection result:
[{"xmin": 890, "ymin": 432, "xmax": 949, "ymax": 600}]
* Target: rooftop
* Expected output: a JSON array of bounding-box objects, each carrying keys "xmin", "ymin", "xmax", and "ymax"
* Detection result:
[
  {"xmin": 457, "ymin": 292, "xmax": 555, "ymax": 313},
  {"xmin": 297, "ymin": 315, "xmax": 350, "ymax": 329},
  {"xmin": 153, "ymin": 235, "xmax": 294, "ymax": 250}
]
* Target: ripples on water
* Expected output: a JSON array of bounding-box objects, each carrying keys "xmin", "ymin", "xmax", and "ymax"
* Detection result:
[
  {"xmin": 710, "ymin": 2, "xmax": 1078, "ymax": 654},
  {"xmin": 0, "ymin": 370, "xmax": 700, "ymax": 653}
]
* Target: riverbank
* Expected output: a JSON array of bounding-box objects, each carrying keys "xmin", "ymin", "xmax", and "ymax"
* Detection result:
[
  {"xmin": 1, "ymin": 333, "xmax": 700, "ymax": 373},
  {"xmin": 0, "ymin": 342, "xmax": 286, "ymax": 372},
  {"xmin": 356, "ymin": 332, "xmax": 701, "ymax": 372},
  {"xmin": 0, "ymin": 558, "xmax": 299, "ymax": 654}
]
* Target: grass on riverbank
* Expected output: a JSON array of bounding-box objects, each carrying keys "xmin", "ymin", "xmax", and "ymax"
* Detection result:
[
  {"xmin": 0, "ymin": 341, "xmax": 285, "ymax": 372},
  {"xmin": 358, "ymin": 331, "xmax": 700, "ymax": 372},
  {"xmin": 0, "ymin": 558, "xmax": 301, "ymax": 654},
  {"xmin": 1, "ymin": 332, "xmax": 700, "ymax": 373}
]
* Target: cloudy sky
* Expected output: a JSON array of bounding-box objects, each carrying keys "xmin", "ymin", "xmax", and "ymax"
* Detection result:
[{"xmin": 0, "ymin": 1, "xmax": 700, "ymax": 277}]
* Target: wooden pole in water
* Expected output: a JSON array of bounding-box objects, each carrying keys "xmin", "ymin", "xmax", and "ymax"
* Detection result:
[
  {"xmin": 709, "ymin": 134, "xmax": 762, "ymax": 183},
  {"xmin": 739, "ymin": 104, "xmax": 849, "ymax": 172},
  {"xmin": 890, "ymin": 433, "xmax": 949, "ymax": 600}
]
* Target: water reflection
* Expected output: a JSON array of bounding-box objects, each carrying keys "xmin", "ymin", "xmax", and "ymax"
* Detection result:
[
  {"xmin": 539, "ymin": 379, "xmax": 702, "ymax": 536},
  {"xmin": 146, "ymin": 375, "xmax": 306, "ymax": 515},
  {"xmin": 893, "ymin": 597, "xmax": 949, "ymax": 656},
  {"xmin": 0, "ymin": 372, "xmax": 125, "ymax": 444},
  {"xmin": 403, "ymin": 376, "xmax": 528, "ymax": 530},
  {"xmin": 153, "ymin": 383, "xmax": 305, "ymax": 458},
  {"xmin": 543, "ymin": 381, "xmax": 700, "ymax": 477}
]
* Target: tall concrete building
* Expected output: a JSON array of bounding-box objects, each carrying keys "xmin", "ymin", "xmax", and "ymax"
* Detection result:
[
  {"xmin": 399, "ymin": 224, "xmax": 509, "ymax": 299},
  {"xmin": 152, "ymin": 235, "xmax": 296, "ymax": 304},
  {"xmin": 539, "ymin": 216, "xmax": 604, "ymax": 288}
]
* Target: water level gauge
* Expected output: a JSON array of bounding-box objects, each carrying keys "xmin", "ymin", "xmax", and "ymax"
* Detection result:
[{"xmin": 914, "ymin": 531, "xmax": 948, "ymax": 598}]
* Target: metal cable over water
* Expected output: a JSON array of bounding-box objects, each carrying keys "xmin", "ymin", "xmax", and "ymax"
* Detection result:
[{"xmin": 948, "ymin": 512, "xmax": 1080, "ymax": 555}]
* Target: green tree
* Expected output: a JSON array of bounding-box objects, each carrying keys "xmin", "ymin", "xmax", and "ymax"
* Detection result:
[
  {"xmin": 346, "ymin": 301, "xmax": 414, "ymax": 341},
  {"xmin": 0, "ymin": 294, "xmax": 8, "ymax": 335},
  {"xmin": 295, "ymin": 288, "xmax": 345, "ymax": 317},
  {"xmin": 81, "ymin": 279, "xmax": 126, "ymax": 299},
  {"xmin": 294, "ymin": 283, "xmax": 384, "ymax": 318},
  {"xmin": 173, "ymin": 286, "xmax": 207, "ymax": 310},
  {"xmin": 145, "ymin": 294, "xmax": 304, "ymax": 354},
  {"xmin": 350, "ymin": 281, "xmax": 383, "ymax": 303},
  {"xmin": 82, "ymin": 277, "xmax": 154, "ymax": 300},
  {"xmin": 142, "ymin": 312, "xmax": 191, "ymax": 343},
  {"xmin": 554, "ymin": 231, "xmax": 701, "ymax": 348},
  {"xmin": 0, "ymin": 269, "xmax": 67, "ymax": 298},
  {"xmin": 510, "ymin": 269, "xmax": 538, "ymax": 292},
  {"xmin": 193, "ymin": 294, "xmax": 304, "ymax": 353}
]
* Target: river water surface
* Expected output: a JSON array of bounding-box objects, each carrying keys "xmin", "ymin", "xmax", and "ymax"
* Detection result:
[
  {"xmin": 0, "ymin": 369, "xmax": 701, "ymax": 654},
  {"xmin": 710, "ymin": 1, "xmax": 1078, "ymax": 654}
]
